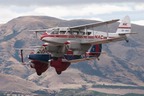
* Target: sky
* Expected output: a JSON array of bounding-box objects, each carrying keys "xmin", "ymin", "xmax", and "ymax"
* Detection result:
[{"xmin": 0, "ymin": 0, "xmax": 144, "ymax": 26}]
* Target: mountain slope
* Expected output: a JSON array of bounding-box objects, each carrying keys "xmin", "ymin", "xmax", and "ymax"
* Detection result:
[{"xmin": 0, "ymin": 16, "xmax": 144, "ymax": 95}]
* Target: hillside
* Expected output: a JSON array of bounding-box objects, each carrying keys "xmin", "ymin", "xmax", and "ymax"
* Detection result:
[{"xmin": 0, "ymin": 16, "xmax": 144, "ymax": 95}]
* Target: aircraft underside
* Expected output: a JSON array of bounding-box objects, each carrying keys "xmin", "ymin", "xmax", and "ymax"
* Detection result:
[{"xmin": 28, "ymin": 44, "xmax": 102, "ymax": 75}]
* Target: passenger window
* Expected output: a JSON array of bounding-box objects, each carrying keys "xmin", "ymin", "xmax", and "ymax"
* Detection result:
[
  {"xmin": 73, "ymin": 31, "xmax": 78, "ymax": 35},
  {"xmin": 60, "ymin": 31, "xmax": 66, "ymax": 34},
  {"xmin": 86, "ymin": 32, "xmax": 91, "ymax": 35},
  {"xmin": 79, "ymin": 31, "xmax": 85, "ymax": 35}
]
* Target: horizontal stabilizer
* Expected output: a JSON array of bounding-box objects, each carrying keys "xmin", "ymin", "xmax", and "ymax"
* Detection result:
[
  {"xmin": 118, "ymin": 32, "xmax": 137, "ymax": 35},
  {"xmin": 29, "ymin": 29, "xmax": 49, "ymax": 32}
]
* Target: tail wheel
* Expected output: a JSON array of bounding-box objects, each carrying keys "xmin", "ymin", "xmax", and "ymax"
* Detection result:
[{"xmin": 20, "ymin": 49, "xmax": 24, "ymax": 64}]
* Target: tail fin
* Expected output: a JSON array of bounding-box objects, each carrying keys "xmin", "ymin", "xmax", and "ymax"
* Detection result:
[{"xmin": 116, "ymin": 16, "xmax": 131, "ymax": 35}]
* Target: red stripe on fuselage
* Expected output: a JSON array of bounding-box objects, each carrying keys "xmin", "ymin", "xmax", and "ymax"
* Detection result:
[{"xmin": 41, "ymin": 34, "xmax": 109, "ymax": 40}]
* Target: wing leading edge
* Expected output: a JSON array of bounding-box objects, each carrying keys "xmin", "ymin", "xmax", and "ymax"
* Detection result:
[{"xmin": 69, "ymin": 19, "xmax": 119, "ymax": 30}]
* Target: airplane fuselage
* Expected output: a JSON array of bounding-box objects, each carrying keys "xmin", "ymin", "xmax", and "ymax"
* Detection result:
[{"xmin": 40, "ymin": 27, "xmax": 125, "ymax": 57}]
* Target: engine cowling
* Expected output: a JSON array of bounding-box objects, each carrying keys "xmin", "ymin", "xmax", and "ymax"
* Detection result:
[{"xmin": 86, "ymin": 44, "xmax": 102, "ymax": 57}]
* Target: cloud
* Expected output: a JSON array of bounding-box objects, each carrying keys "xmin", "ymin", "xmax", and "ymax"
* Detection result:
[
  {"xmin": 33, "ymin": 4, "xmax": 132, "ymax": 19},
  {"xmin": 0, "ymin": 6, "xmax": 18, "ymax": 23},
  {"xmin": 0, "ymin": 0, "xmax": 144, "ymax": 6},
  {"xmin": 133, "ymin": 3, "xmax": 144, "ymax": 11},
  {"xmin": 0, "ymin": 5, "xmax": 37, "ymax": 23},
  {"xmin": 132, "ymin": 20, "xmax": 144, "ymax": 26},
  {"xmin": 0, "ymin": 3, "xmax": 132, "ymax": 22},
  {"xmin": 0, "ymin": 1, "xmax": 143, "ymax": 26}
]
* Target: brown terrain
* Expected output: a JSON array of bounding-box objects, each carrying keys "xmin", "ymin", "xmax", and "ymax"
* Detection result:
[{"xmin": 0, "ymin": 16, "xmax": 144, "ymax": 95}]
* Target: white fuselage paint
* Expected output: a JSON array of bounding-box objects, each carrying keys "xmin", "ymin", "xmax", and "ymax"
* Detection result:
[{"xmin": 40, "ymin": 27, "xmax": 126, "ymax": 57}]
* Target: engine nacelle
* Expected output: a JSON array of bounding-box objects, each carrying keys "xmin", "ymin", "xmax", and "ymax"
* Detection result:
[{"xmin": 86, "ymin": 44, "xmax": 102, "ymax": 58}]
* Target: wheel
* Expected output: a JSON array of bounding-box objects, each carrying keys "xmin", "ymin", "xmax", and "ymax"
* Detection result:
[
  {"xmin": 37, "ymin": 72, "xmax": 42, "ymax": 76},
  {"xmin": 56, "ymin": 71, "xmax": 62, "ymax": 75}
]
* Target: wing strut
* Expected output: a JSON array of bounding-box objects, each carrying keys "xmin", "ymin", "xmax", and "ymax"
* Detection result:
[{"xmin": 106, "ymin": 23, "xmax": 109, "ymax": 39}]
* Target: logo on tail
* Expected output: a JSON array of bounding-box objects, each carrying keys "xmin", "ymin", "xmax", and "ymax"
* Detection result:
[{"xmin": 116, "ymin": 16, "xmax": 131, "ymax": 34}]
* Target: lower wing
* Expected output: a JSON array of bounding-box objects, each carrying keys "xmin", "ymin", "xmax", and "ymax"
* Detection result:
[{"xmin": 81, "ymin": 36, "xmax": 126, "ymax": 45}]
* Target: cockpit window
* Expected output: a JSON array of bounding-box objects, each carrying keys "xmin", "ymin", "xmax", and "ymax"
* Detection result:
[{"xmin": 50, "ymin": 30, "xmax": 59, "ymax": 34}]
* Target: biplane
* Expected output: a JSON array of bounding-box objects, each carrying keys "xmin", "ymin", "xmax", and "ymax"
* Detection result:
[{"xmin": 21, "ymin": 16, "xmax": 134, "ymax": 76}]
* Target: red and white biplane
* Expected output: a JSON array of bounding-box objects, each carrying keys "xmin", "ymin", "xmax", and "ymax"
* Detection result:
[{"xmin": 21, "ymin": 16, "xmax": 135, "ymax": 75}]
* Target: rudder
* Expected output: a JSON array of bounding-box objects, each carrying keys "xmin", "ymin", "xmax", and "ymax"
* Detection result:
[{"xmin": 116, "ymin": 16, "xmax": 131, "ymax": 34}]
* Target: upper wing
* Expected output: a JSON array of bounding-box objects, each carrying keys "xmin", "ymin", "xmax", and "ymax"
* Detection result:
[
  {"xmin": 29, "ymin": 29, "xmax": 50, "ymax": 32},
  {"xmin": 69, "ymin": 19, "xmax": 119, "ymax": 30}
]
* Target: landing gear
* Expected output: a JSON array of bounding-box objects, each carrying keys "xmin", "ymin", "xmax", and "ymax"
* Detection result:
[
  {"xmin": 126, "ymin": 40, "xmax": 129, "ymax": 43},
  {"xmin": 56, "ymin": 71, "xmax": 62, "ymax": 75},
  {"xmin": 125, "ymin": 39, "xmax": 129, "ymax": 43},
  {"xmin": 37, "ymin": 72, "xmax": 42, "ymax": 76}
]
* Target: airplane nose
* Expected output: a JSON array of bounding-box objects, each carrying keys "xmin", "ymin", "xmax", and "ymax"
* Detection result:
[{"xmin": 40, "ymin": 32, "xmax": 49, "ymax": 40}]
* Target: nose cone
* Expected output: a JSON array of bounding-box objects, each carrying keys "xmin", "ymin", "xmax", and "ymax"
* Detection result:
[
  {"xmin": 40, "ymin": 32, "xmax": 49, "ymax": 40},
  {"xmin": 28, "ymin": 54, "xmax": 51, "ymax": 62}
]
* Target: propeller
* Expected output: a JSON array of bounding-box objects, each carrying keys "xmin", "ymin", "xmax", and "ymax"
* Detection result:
[{"xmin": 19, "ymin": 49, "xmax": 33, "ymax": 69}]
